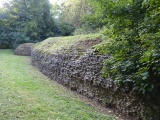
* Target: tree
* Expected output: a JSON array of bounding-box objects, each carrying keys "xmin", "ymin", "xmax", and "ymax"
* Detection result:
[
  {"xmin": 0, "ymin": 0, "xmax": 55, "ymax": 48},
  {"xmin": 52, "ymin": 0, "xmax": 95, "ymax": 35},
  {"xmin": 92, "ymin": 0, "xmax": 160, "ymax": 94},
  {"xmin": 0, "ymin": 5, "xmax": 14, "ymax": 48}
]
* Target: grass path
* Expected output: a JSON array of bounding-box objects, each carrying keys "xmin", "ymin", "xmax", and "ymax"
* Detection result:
[{"xmin": 0, "ymin": 50, "xmax": 113, "ymax": 120}]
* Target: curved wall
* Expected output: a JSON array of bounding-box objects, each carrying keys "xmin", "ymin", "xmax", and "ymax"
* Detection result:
[{"xmin": 31, "ymin": 49, "xmax": 160, "ymax": 120}]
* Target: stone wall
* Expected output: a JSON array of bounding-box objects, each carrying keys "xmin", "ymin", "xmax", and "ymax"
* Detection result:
[
  {"xmin": 31, "ymin": 49, "xmax": 160, "ymax": 120},
  {"xmin": 14, "ymin": 43, "xmax": 34, "ymax": 56}
]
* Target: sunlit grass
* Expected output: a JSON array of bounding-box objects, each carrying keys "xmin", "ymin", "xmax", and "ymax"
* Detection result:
[{"xmin": 0, "ymin": 50, "xmax": 113, "ymax": 120}]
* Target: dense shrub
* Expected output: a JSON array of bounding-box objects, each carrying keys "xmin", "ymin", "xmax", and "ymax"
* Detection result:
[
  {"xmin": 93, "ymin": 0, "xmax": 160, "ymax": 95},
  {"xmin": 54, "ymin": 20, "xmax": 75, "ymax": 36}
]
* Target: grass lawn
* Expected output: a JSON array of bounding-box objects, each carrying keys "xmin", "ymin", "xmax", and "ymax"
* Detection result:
[{"xmin": 0, "ymin": 50, "xmax": 114, "ymax": 120}]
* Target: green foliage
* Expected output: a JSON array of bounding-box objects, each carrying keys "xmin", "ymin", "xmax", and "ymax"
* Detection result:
[
  {"xmin": 73, "ymin": 24, "xmax": 98, "ymax": 35},
  {"xmin": 52, "ymin": 0, "xmax": 96, "ymax": 36},
  {"xmin": 54, "ymin": 20, "xmax": 75, "ymax": 36},
  {"xmin": 93, "ymin": 0, "xmax": 160, "ymax": 94},
  {"xmin": 84, "ymin": 0, "xmax": 107, "ymax": 29},
  {"xmin": 59, "ymin": 0, "xmax": 90, "ymax": 29},
  {"xmin": 0, "ymin": 0, "xmax": 55, "ymax": 48}
]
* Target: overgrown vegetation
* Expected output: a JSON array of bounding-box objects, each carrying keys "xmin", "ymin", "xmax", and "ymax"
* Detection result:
[
  {"xmin": 0, "ymin": 50, "xmax": 113, "ymax": 120},
  {"xmin": 92, "ymin": 0, "xmax": 160, "ymax": 95},
  {"xmin": 34, "ymin": 34, "xmax": 103, "ymax": 54}
]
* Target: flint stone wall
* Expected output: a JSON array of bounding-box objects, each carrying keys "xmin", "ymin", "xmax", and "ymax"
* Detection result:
[
  {"xmin": 14, "ymin": 43, "xmax": 34, "ymax": 56},
  {"xmin": 31, "ymin": 49, "xmax": 160, "ymax": 120}
]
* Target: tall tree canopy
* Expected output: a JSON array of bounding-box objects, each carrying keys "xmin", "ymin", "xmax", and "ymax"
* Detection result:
[
  {"xmin": 0, "ymin": 0, "xmax": 54, "ymax": 48},
  {"xmin": 52, "ymin": 0, "xmax": 96, "ymax": 35}
]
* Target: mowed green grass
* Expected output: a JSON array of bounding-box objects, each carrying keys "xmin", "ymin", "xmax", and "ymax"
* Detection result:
[{"xmin": 0, "ymin": 50, "xmax": 113, "ymax": 120}]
